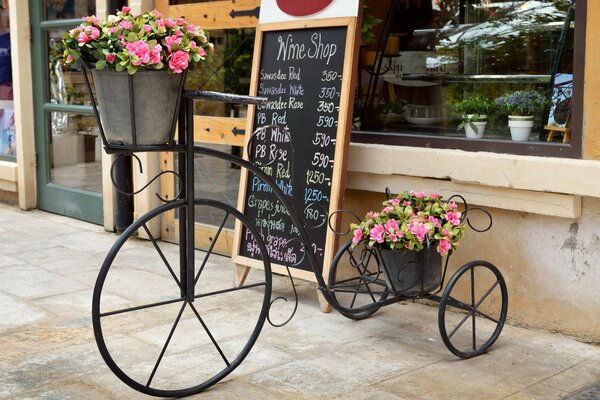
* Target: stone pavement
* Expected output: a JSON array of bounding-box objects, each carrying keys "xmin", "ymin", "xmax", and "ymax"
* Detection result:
[{"xmin": 1, "ymin": 202, "xmax": 600, "ymax": 400}]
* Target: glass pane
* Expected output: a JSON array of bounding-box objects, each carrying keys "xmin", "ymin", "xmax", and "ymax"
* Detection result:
[
  {"xmin": 360, "ymin": 0, "xmax": 575, "ymax": 143},
  {"xmin": 45, "ymin": 0, "xmax": 95, "ymax": 20},
  {"xmin": 48, "ymin": 111, "xmax": 102, "ymax": 192},
  {"xmin": 0, "ymin": 4, "xmax": 14, "ymax": 159}
]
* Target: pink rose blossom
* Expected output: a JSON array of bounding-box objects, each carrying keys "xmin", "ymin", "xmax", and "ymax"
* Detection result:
[
  {"xmin": 403, "ymin": 201, "xmax": 411, "ymax": 207},
  {"xmin": 369, "ymin": 224, "xmax": 385, "ymax": 244},
  {"xmin": 444, "ymin": 211, "xmax": 461, "ymax": 226},
  {"xmin": 352, "ymin": 228, "xmax": 363, "ymax": 244},
  {"xmin": 208, "ymin": 42, "xmax": 215, "ymax": 52},
  {"xmin": 384, "ymin": 219, "xmax": 399, "ymax": 233},
  {"xmin": 198, "ymin": 47, "xmax": 207, "ymax": 57},
  {"xmin": 382, "ymin": 206, "xmax": 392, "ymax": 214},
  {"xmin": 447, "ymin": 202, "xmax": 458, "ymax": 210},
  {"xmin": 164, "ymin": 35, "xmax": 182, "ymax": 52},
  {"xmin": 151, "ymin": 9, "xmax": 163, "ymax": 18},
  {"xmin": 187, "ymin": 24, "xmax": 196, "ymax": 33},
  {"xmin": 119, "ymin": 20, "xmax": 133, "ymax": 30},
  {"xmin": 408, "ymin": 220, "xmax": 430, "ymax": 242},
  {"xmin": 149, "ymin": 44, "xmax": 162, "ymax": 64},
  {"xmin": 143, "ymin": 24, "xmax": 152, "ymax": 33},
  {"xmin": 410, "ymin": 191, "xmax": 425, "ymax": 198},
  {"xmin": 430, "ymin": 192, "xmax": 440, "ymax": 199},
  {"xmin": 442, "ymin": 229, "xmax": 450, "ymax": 236},
  {"xmin": 387, "ymin": 233, "xmax": 398, "ymax": 242},
  {"xmin": 105, "ymin": 53, "xmax": 115, "ymax": 64},
  {"xmin": 122, "ymin": 6, "xmax": 131, "ymax": 14},
  {"xmin": 438, "ymin": 238, "xmax": 451, "ymax": 255},
  {"xmin": 109, "ymin": 27, "xmax": 118, "ymax": 34},
  {"xmin": 168, "ymin": 50, "xmax": 189, "ymax": 73},
  {"xmin": 428, "ymin": 216, "xmax": 441, "ymax": 228},
  {"xmin": 175, "ymin": 30, "xmax": 184, "ymax": 37},
  {"xmin": 126, "ymin": 40, "xmax": 151, "ymax": 66},
  {"xmin": 66, "ymin": 54, "xmax": 74, "ymax": 63},
  {"xmin": 164, "ymin": 18, "xmax": 177, "ymax": 28},
  {"xmin": 86, "ymin": 26, "xmax": 100, "ymax": 40},
  {"xmin": 77, "ymin": 32, "xmax": 90, "ymax": 43},
  {"xmin": 388, "ymin": 198, "xmax": 400, "ymax": 206}
]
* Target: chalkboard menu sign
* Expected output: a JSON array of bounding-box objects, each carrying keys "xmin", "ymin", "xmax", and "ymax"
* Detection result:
[{"xmin": 234, "ymin": 18, "xmax": 358, "ymax": 283}]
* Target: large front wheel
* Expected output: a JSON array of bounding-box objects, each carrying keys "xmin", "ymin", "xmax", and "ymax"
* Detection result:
[
  {"xmin": 92, "ymin": 199, "xmax": 272, "ymax": 397},
  {"xmin": 438, "ymin": 260, "xmax": 508, "ymax": 358}
]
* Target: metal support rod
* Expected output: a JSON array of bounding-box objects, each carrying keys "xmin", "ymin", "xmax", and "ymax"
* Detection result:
[
  {"xmin": 178, "ymin": 101, "xmax": 187, "ymax": 300},
  {"xmin": 185, "ymin": 98, "xmax": 196, "ymax": 302}
]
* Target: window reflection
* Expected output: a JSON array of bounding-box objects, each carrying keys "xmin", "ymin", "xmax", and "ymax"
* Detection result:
[
  {"xmin": 46, "ymin": 0, "xmax": 95, "ymax": 20},
  {"xmin": 361, "ymin": 0, "xmax": 575, "ymax": 143}
]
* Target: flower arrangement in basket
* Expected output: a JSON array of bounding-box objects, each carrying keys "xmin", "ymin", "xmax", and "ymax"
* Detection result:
[
  {"xmin": 61, "ymin": 7, "xmax": 214, "ymax": 74},
  {"xmin": 351, "ymin": 191, "xmax": 467, "ymax": 256},
  {"xmin": 59, "ymin": 7, "xmax": 215, "ymax": 148}
]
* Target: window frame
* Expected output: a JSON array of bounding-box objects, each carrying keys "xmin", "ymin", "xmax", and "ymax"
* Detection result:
[{"xmin": 351, "ymin": 0, "xmax": 587, "ymax": 159}]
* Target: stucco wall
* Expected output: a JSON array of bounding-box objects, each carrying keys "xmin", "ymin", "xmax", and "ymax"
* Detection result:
[{"xmin": 344, "ymin": 189, "xmax": 600, "ymax": 342}]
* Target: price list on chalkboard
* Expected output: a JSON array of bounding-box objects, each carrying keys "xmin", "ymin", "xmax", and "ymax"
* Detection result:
[{"xmin": 239, "ymin": 27, "xmax": 347, "ymax": 272}]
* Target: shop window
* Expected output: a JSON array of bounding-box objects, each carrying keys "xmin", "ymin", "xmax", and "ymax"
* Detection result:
[
  {"xmin": 354, "ymin": 0, "xmax": 583, "ymax": 158},
  {"xmin": 0, "ymin": 2, "xmax": 13, "ymax": 160}
]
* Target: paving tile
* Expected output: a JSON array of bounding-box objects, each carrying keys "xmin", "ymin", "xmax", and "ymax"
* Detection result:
[
  {"xmin": 503, "ymin": 383, "xmax": 568, "ymax": 400},
  {"xmin": 0, "ymin": 265, "xmax": 88, "ymax": 300},
  {"xmin": 541, "ymin": 360, "xmax": 600, "ymax": 393},
  {"xmin": 0, "ymin": 292, "xmax": 48, "ymax": 332},
  {"xmin": 32, "ymin": 289, "xmax": 130, "ymax": 318}
]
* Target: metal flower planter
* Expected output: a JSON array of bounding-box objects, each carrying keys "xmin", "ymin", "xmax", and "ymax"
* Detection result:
[
  {"xmin": 378, "ymin": 246, "xmax": 442, "ymax": 296},
  {"xmin": 81, "ymin": 64, "xmax": 186, "ymax": 152}
]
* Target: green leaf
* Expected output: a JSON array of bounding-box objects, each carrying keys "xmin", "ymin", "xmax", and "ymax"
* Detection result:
[
  {"xmin": 95, "ymin": 59, "xmax": 107, "ymax": 70},
  {"xmin": 127, "ymin": 32, "xmax": 137, "ymax": 43},
  {"xmin": 127, "ymin": 65, "xmax": 137, "ymax": 74},
  {"xmin": 115, "ymin": 63, "xmax": 125, "ymax": 72}
]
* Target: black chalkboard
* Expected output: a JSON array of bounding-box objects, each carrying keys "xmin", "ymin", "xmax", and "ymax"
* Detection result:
[{"xmin": 235, "ymin": 22, "xmax": 356, "ymax": 279}]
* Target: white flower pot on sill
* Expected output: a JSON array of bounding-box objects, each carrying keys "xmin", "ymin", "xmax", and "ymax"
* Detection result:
[
  {"xmin": 508, "ymin": 115, "xmax": 534, "ymax": 141},
  {"xmin": 464, "ymin": 114, "xmax": 487, "ymax": 139}
]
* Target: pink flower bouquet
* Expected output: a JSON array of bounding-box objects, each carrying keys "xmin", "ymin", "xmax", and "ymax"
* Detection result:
[
  {"xmin": 61, "ymin": 7, "xmax": 214, "ymax": 74},
  {"xmin": 350, "ymin": 191, "xmax": 467, "ymax": 255}
]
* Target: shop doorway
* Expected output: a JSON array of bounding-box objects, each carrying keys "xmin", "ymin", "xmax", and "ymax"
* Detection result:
[{"xmin": 30, "ymin": 1, "xmax": 122, "ymax": 224}]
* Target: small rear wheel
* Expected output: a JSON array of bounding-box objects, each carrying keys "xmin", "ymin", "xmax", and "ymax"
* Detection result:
[
  {"xmin": 438, "ymin": 260, "xmax": 508, "ymax": 358},
  {"xmin": 327, "ymin": 240, "xmax": 389, "ymax": 320}
]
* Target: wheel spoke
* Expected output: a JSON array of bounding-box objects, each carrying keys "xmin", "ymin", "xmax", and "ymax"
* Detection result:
[
  {"xmin": 471, "ymin": 267, "xmax": 476, "ymax": 350},
  {"xmin": 447, "ymin": 309, "xmax": 475, "ymax": 339},
  {"xmin": 188, "ymin": 303, "xmax": 230, "ymax": 367},
  {"xmin": 142, "ymin": 223, "xmax": 181, "ymax": 290},
  {"xmin": 193, "ymin": 281, "xmax": 266, "ymax": 300},
  {"xmin": 146, "ymin": 301, "xmax": 187, "ymax": 387},
  {"xmin": 474, "ymin": 280, "xmax": 500, "ymax": 310},
  {"xmin": 100, "ymin": 297, "xmax": 185, "ymax": 317},
  {"xmin": 475, "ymin": 308, "xmax": 502, "ymax": 325},
  {"xmin": 194, "ymin": 211, "xmax": 229, "ymax": 285}
]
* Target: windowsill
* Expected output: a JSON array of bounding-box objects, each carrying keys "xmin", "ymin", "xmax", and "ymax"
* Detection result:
[
  {"xmin": 0, "ymin": 160, "xmax": 17, "ymax": 192},
  {"xmin": 345, "ymin": 142, "xmax": 600, "ymax": 218}
]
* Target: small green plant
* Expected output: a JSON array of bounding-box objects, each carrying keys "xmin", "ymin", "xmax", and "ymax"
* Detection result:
[
  {"xmin": 455, "ymin": 95, "xmax": 495, "ymax": 131},
  {"xmin": 380, "ymin": 98, "xmax": 407, "ymax": 115},
  {"xmin": 361, "ymin": 5, "xmax": 383, "ymax": 43}
]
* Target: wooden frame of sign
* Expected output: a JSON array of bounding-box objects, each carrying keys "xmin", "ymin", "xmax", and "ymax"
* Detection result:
[{"xmin": 232, "ymin": 17, "xmax": 360, "ymax": 312}]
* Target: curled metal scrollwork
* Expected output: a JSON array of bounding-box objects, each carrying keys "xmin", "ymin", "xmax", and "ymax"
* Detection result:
[
  {"xmin": 110, "ymin": 153, "xmax": 183, "ymax": 203},
  {"xmin": 327, "ymin": 209, "xmax": 363, "ymax": 236},
  {"xmin": 266, "ymin": 237, "xmax": 305, "ymax": 328},
  {"xmin": 447, "ymin": 194, "xmax": 493, "ymax": 233}
]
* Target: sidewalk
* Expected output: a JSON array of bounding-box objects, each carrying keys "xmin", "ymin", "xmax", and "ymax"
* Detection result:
[{"xmin": 0, "ymin": 202, "xmax": 599, "ymax": 400}]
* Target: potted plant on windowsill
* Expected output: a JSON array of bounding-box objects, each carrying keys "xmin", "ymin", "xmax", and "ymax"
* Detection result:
[
  {"xmin": 455, "ymin": 95, "xmax": 495, "ymax": 139},
  {"xmin": 495, "ymin": 90, "xmax": 548, "ymax": 141},
  {"xmin": 379, "ymin": 98, "xmax": 407, "ymax": 125},
  {"xmin": 350, "ymin": 191, "xmax": 466, "ymax": 296},
  {"xmin": 60, "ymin": 7, "xmax": 214, "ymax": 147}
]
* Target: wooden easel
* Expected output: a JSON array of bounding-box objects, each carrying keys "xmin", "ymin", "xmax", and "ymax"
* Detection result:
[{"xmin": 545, "ymin": 117, "xmax": 571, "ymax": 144}]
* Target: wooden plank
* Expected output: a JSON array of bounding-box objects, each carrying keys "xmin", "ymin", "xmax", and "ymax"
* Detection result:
[
  {"xmin": 193, "ymin": 115, "xmax": 246, "ymax": 146},
  {"xmin": 154, "ymin": 0, "xmax": 260, "ymax": 30}
]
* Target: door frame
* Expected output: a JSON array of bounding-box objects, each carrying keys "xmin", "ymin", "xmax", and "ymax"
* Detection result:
[{"xmin": 30, "ymin": 1, "xmax": 103, "ymax": 224}]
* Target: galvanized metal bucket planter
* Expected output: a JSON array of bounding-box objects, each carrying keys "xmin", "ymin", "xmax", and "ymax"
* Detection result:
[
  {"xmin": 378, "ymin": 246, "xmax": 442, "ymax": 296},
  {"xmin": 81, "ymin": 63, "xmax": 186, "ymax": 151}
]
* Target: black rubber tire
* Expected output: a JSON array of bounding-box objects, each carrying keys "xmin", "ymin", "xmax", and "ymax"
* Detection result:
[
  {"xmin": 438, "ymin": 260, "xmax": 508, "ymax": 359},
  {"xmin": 327, "ymin": 240, "xmax": 389, "ymax": 320},
  {"xmin": 92, "ymin": 199, "xmax": 272, "ymax": 397}
]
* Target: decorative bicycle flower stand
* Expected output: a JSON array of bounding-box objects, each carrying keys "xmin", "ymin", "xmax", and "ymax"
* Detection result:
[{"xmin": 85, "ymin": 80, "xmax": 508, "ymax": 397}]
